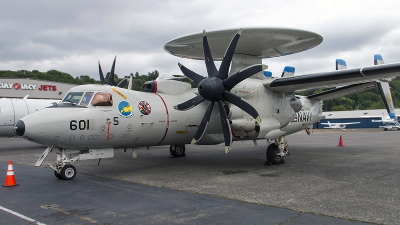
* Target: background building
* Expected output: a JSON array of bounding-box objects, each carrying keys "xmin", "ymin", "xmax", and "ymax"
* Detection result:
[
  {"xmin": 0, "ymin": 78, "xmax": 77, "ymax": 99},
  {"xmin": 315, "ymin": 109, "xmax": 400, "ymax": 129}
]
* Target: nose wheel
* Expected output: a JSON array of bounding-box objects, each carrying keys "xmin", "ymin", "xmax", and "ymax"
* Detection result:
[{"xmin": 54, "ymin": 164, "xmax": 77, "ymax": 180}]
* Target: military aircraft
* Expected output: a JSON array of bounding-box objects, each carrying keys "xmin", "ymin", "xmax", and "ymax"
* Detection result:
[
  {"xmin": 0, "ymin": 96, "xmax": 58, "ymax": 137},
  {"xmin": 320, "ymin": 121, "xmax": 360, "ymax": 130},
  {"xmin": 13, "ymin": 27, "xmax": 400, "ymax": 180}
]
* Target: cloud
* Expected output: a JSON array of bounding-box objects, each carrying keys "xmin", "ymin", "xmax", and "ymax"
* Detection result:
[{"xmin": 1, "ymin": 0, "xmax": 400, "ymax": 79}]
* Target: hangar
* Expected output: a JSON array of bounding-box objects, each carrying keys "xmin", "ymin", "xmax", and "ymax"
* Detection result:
[
  {"xmin": 315, "ymin": 109, "xmax": 400, "ymax": 129},
  {"xmin": 0, "ymin": 78, "xmax": 77, "ymax": 99}
]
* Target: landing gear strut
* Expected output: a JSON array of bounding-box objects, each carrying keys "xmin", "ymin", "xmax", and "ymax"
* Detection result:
[
  {"xmin": 265, "ymin": 135, "xmax": 289, "ymax": 165},
  {"xmin": 170, "ymin": 145, "xmax": 186, "ymax": 157},
  {"xmin": 35, "ymin": 146, "xmax": 114, "ymax": 180},
  {"xmin": 50, "ymin": 149, "xmax": 78, "ymax": 180}
]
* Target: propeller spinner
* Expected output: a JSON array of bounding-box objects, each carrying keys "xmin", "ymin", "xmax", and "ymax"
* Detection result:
[{"xmin": 174, "ymin": 29, "xmax": 264, "ymax": 152}]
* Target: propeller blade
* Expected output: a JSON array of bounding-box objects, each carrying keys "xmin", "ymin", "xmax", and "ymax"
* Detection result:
[
  {"xmin": 98, "ymin": 61, "xmax": 106, "ymax": 85},
  {"xmin": 173, "ymin": 95, "xmax": 205, "ymax": 111},
  {"xmin": 217, "ymin": 100, "xmax": 232, "ymax": 153},
  {"xmin": 191, "ymin": 101, "xmax": 214, "ymax": 144},
  {"xmin": 178, "ymin": 63, "xmax": 205, "ymax": 84},
  {"xmin": 202, "ymin": 30, "xmax": 218, "ymax": 77},
  {"xmin": 108, "ymin": 56, "xmax": 117, "ymax": 86},
  {"xmin": 218, "ymin": 29, "xmax": 242, "ymax": 79},
  {"xmin": 117, "ymin": 78, "xmax": 128, "ymax": 88},
  {"xmin": 223, "ymin": 64, "xmax": 267, "ymax": 90},
  {"xmin": 223, "ymin": 91, "xmax": 261, "ymax": 123}
]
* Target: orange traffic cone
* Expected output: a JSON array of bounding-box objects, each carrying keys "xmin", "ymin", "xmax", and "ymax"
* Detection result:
[
  {"xmin": 3, "ymin": 161, "xmax": 18, "ymax": 187},
  {"xmin": 338, "ymin": 135, "xmax": 345, "ymax": 147}
]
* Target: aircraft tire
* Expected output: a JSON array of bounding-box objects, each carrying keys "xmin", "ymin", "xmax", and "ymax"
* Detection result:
[
  {"xmin": 266, "ymin": 143, "xmax": 284, "ymax": 165},
  {"xmin": 170, "ymin": 145, "xmax": 186, "ymax": 157},
  {"xmin": 60, "ymin": 165, "xmax": 77, "ymax": 180},
  {"xmin": 54, "ymin": 171, "xmax": 62, "ymax": 179}
]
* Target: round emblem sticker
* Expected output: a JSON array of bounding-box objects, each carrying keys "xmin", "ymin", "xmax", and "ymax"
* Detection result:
[
  {"xmin": 138, "ymin": 101, "xmax": 151, "ymax": 115},
  {"xmin": 118, "ymin": 100, "xmax": 133, "ymax": 118}
]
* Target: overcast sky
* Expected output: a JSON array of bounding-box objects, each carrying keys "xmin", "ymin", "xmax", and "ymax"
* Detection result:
[{"xmin": 1, "ymin": 0, "xmax": 400, "ymax": 80}]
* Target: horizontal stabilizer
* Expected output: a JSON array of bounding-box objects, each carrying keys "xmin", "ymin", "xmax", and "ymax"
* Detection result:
[{"xmin": 307, "ymin": 82, "xmax": 377, "ymax": 101}]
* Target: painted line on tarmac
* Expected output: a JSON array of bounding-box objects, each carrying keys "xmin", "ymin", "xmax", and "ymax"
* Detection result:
[{"xmin": 0, "ymin": 205, "xmax": 46, "ymax": 225}]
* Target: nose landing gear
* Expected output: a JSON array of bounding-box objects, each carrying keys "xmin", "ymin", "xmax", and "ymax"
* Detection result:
[
  {"xmin": 54, "ymin": 164, "xmax": 77, "ymax": 180},
  {"xmin": 35, "ymin": 146, "xmax": 114, "ymax": 180}
]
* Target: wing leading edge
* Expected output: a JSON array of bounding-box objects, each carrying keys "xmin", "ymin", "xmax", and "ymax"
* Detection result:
[{"xmin": 264, "ymin": 62, "xmax": 400, "ymax": 93}]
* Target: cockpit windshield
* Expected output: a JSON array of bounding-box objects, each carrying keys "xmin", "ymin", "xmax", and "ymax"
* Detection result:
[
  {"xmin": 80, "ymin": 92, "xmax": 94, "ymax": 106},
  {"xmin": 62, "ymin": 92, "xmax": 84, "ymax": 104},
  {"xmin": 62, "ymin": 92, "xmax": 95, "ymax": 106}
]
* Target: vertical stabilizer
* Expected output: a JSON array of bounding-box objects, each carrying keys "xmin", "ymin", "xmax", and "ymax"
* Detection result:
[
  {"xmin": 336, "ymin": 59, "xmax": 347, "ymax": 70},
  {"xmin": 377, "ymin": 81, "xmax": 396, "ymax": 119},
  {"xmin": 375, "ymin": 54, "xmax": 396, "ymax": 119},
  {"xmin": 263, "ymin": 70, "xmax": 272, "ymax": 78},
  {"xmin": 281, "ymin": 66, "xmax": 295, "ymax": 77},
  {"xmin": 374, "ymin": 54, "xmax": 384, "ymax": 65}
]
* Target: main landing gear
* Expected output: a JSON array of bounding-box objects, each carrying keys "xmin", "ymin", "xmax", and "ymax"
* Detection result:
[
  {"xmin": 169, "ymin": 145, "xmax": 186, "ymax": 157},
  {"xmin": 266, "ymin": 135, "xmax": 289, "ymax": 165}
]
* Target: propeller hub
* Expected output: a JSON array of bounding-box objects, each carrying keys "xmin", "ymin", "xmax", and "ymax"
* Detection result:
[{"xmin": 198, "ymin": 77, "xmax": 224, "ymax": 102}]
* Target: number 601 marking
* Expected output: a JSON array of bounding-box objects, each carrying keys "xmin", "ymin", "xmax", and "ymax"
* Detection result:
[{"xmin": 70, "ymin": 120, "xmax": 90, "ymax": 130}]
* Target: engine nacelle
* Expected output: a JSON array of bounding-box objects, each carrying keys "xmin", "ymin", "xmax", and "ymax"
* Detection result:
[
  {"xmin": 290, "ymin": 97, "xmax": 302, "ymax": 112},
  {"xmin": 230, "ymin": 118, "xmax": 256, "ymax": 132}
]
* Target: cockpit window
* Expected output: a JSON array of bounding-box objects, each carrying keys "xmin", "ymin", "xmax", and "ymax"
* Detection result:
[
  {"xmin": 79, "ymin": 92, "xmax": 94, "ymax": 106},
  {"xmin": 62, "ymin": 92, "xmax": 84, "ymax": 104},
  {"xmin": 91, "ymin": 92, "xmax": 113, "ymax": 106}
]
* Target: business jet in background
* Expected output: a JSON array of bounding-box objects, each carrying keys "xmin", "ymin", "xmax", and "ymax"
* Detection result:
[
  {"xmin": 321, "ymin": 121, "xmax": 360, "ymax": 130},
  {"xmin": 0, "ymin": 96, "xmax": 58, "ymax": 137}
]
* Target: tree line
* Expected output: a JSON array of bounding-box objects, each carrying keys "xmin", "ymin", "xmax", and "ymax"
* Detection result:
[{"xmin": 1, "ymin": 69, "xmax": 399, "ymax": 111}]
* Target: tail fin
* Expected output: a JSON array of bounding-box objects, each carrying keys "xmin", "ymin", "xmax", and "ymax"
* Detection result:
[
  {"xmin": 336, "ymin": 59, "xmax": 347, "ymax": 70},
  {"xmin": 374, "ymin": 54, "xmax": 384, "ymax": 65},
  {"xmin": 263, "ymin": 71, "xmax": 272, "ymax": 78},
  {"xmin": 375, "ymin": 54, "xmax": 396, "ymax": 119},
  {"xmin": 281, "ymin": 66, "xmax": 295, "ymax": 77}
]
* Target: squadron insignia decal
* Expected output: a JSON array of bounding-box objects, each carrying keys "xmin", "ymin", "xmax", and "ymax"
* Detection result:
[
  {"xmin": 138, "ymin": 101, "xmax": 151, "ymax": 115},
  {"xmin": 118, "ymin": 100, "xmax": 133, "ymax": 118}
]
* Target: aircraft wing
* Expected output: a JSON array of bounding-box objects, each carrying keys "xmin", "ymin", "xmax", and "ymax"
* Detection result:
[
  {"xmin": 321, "ymin": 122, "xmax": 359, "ymax": 125},
  {"xmin": 307, "ymin": 82, "xmax": 377, "ymax": 101},
  {"xmin": 264, "ymin": 63, "xmax": 400, "ymax": 93}
]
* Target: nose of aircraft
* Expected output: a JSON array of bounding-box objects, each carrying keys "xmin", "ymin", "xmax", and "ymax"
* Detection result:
[{"xmin": 14, "ymin": 120, "xmax": 25, "ymax": 136}]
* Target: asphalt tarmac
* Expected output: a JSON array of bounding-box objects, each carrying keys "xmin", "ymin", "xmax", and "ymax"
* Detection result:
[{"xmin": 0, "ymin": 130, "xmax": 398, "ymax": 224}]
